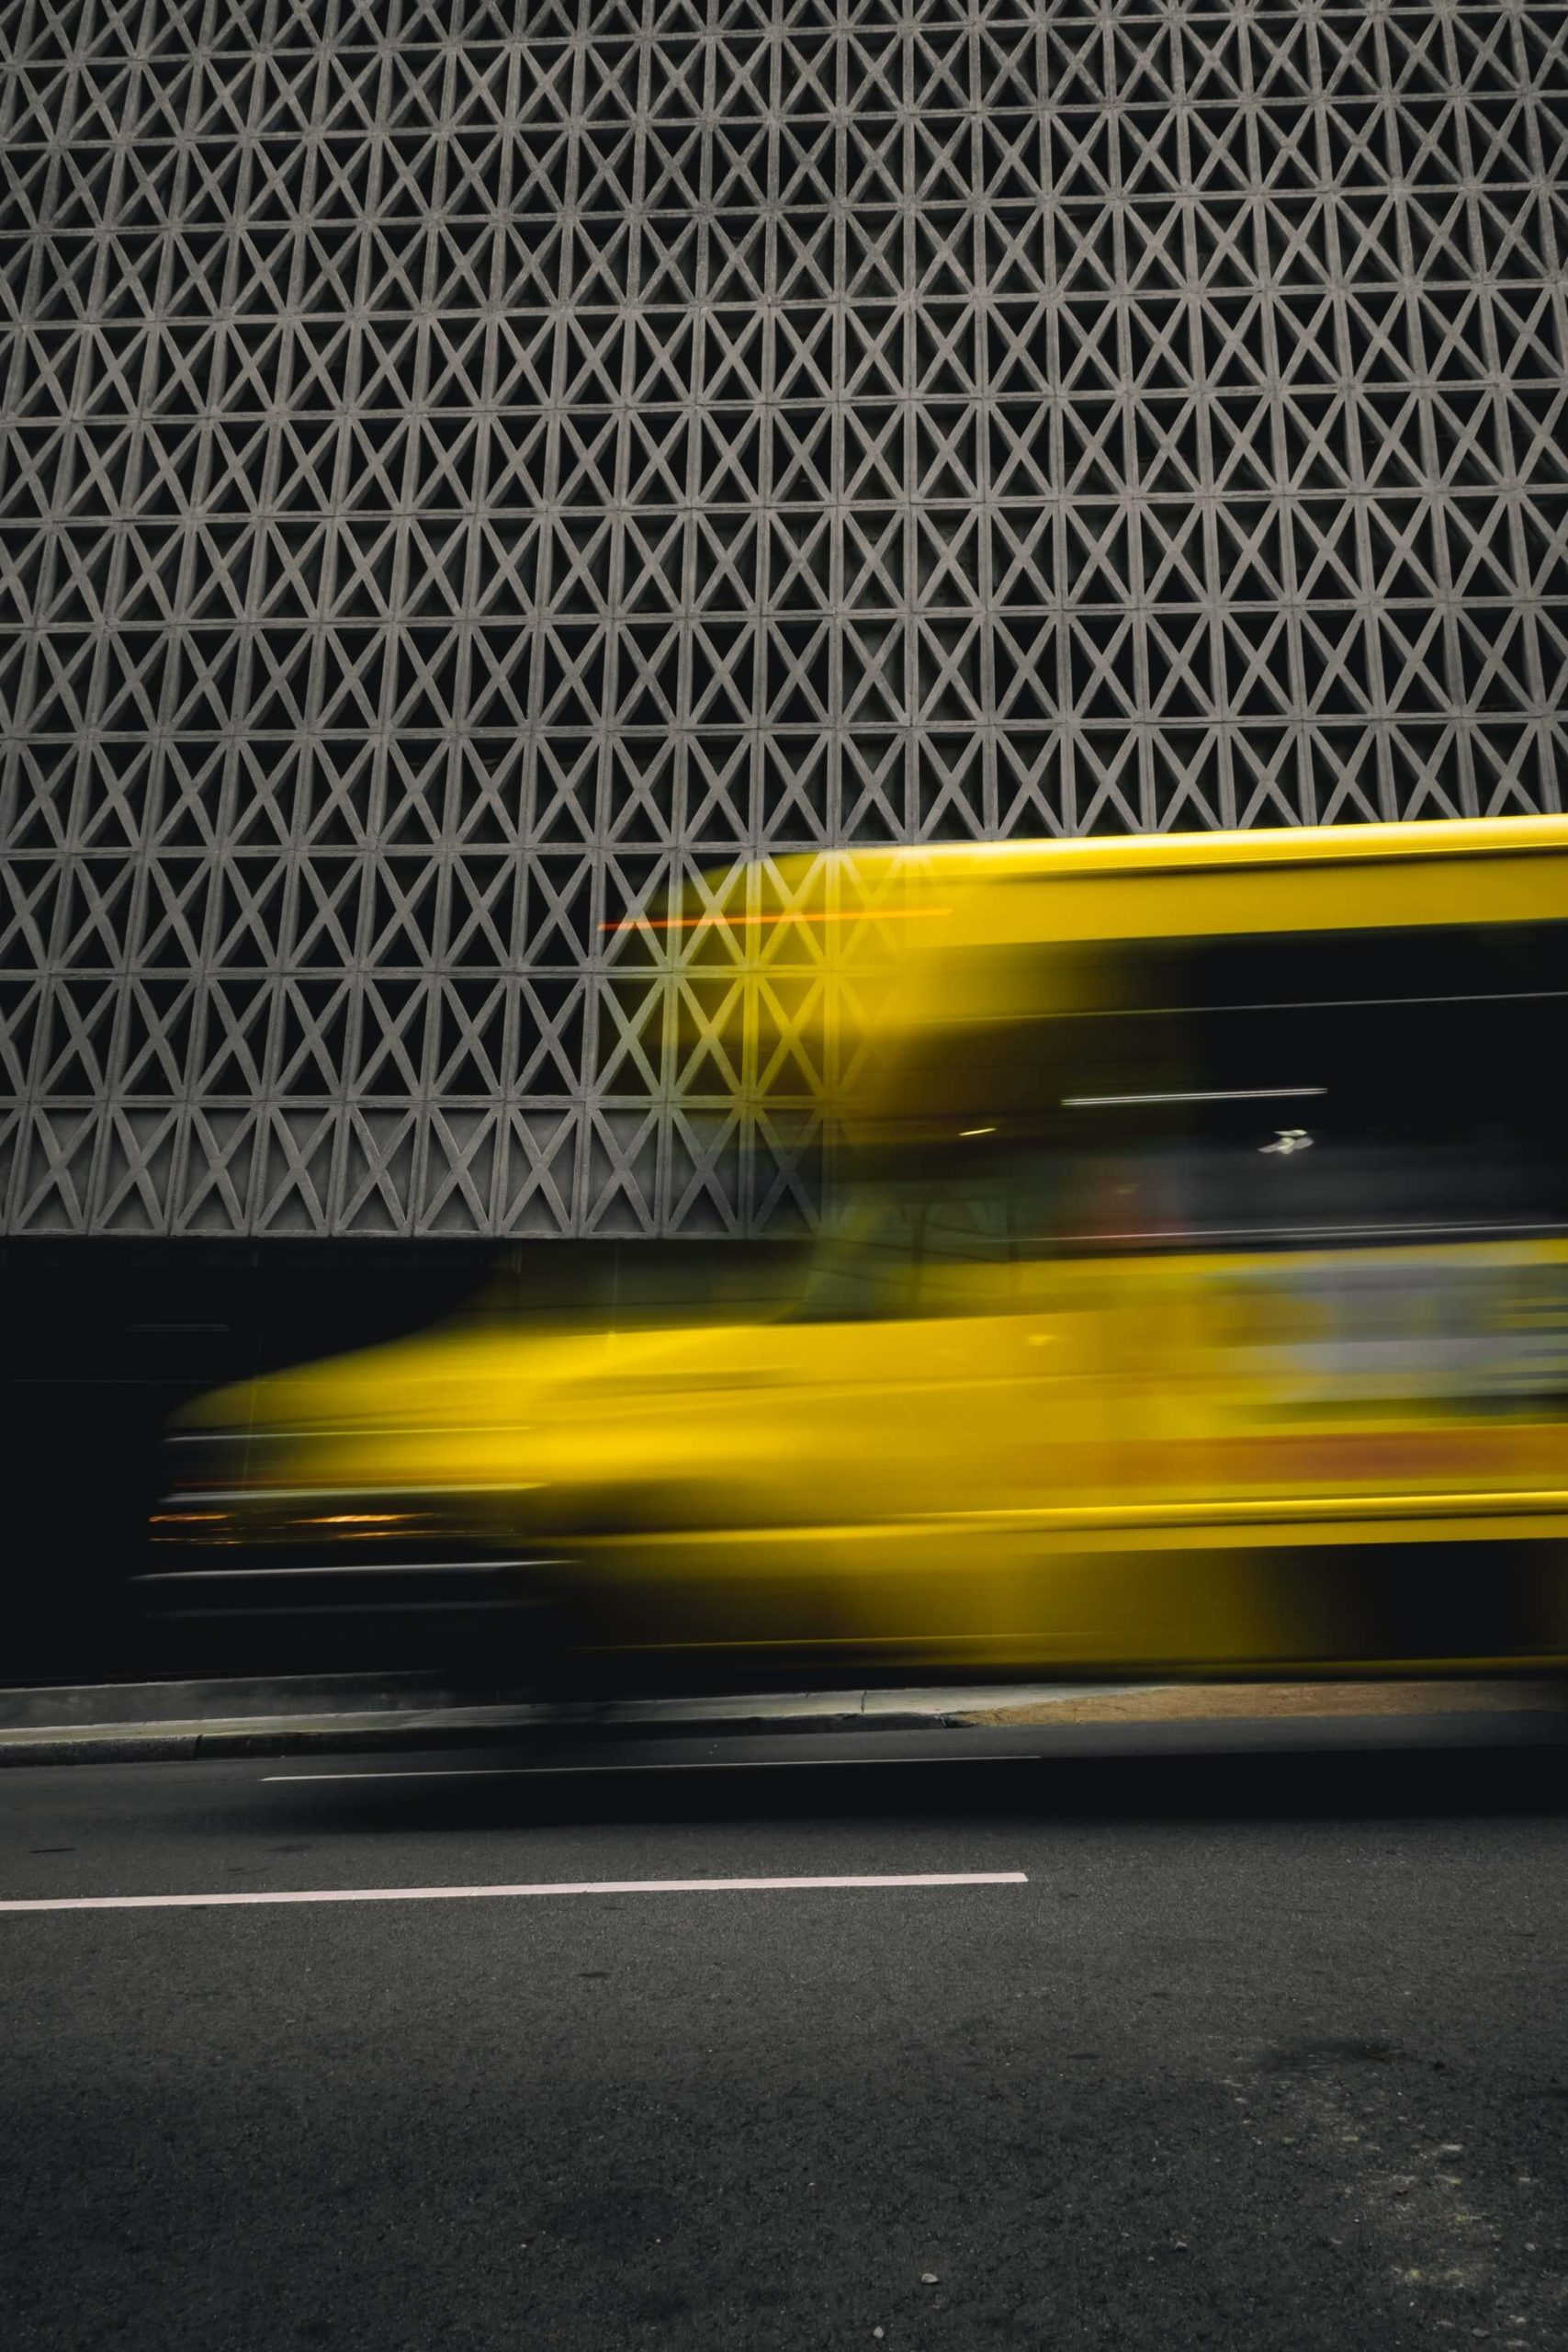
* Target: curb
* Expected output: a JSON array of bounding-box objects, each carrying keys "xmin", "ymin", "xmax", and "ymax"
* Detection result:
[
  {"xmin": 0, "ymin": 1705, "xmax": 958, "ymax": 1770},
  {"xmin": 7, "ymin": 1675, "xmax": 1559, "ymax": 1770},
  {"xmin": 0, "ymin": 1670, "xmax": 1121, "ymax": 1767},
  {"xmin": 8, "ymin": 1710, "xmax": 1568, "ymax": 1773},
  {"xmin": 0, "ymin": 1672, "xmax": 533, "ymax": 1733}
]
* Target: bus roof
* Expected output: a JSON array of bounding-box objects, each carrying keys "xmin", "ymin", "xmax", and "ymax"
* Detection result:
[
  {"xmin": 812, "ymin": 812, "xmax": 1568, "ymax": 891},
  {"xmin": 730, "ymin": 814, "xmax": 1568, "ymax": 955}
]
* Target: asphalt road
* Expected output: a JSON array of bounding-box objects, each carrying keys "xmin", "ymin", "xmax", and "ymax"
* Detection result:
[{"xmin": 3, "ymin": 1727, "xmax": 1566, "ymax": 2352}]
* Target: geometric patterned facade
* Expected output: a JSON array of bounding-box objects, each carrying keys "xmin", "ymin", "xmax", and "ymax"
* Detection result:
[{"xmin": 2, "ymin": 0, "xmax": 1565, "ymax": 1238}]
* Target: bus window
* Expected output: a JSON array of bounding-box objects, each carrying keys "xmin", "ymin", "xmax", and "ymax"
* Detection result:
[{"xmin": 863, "ymin": 921, "xmax": 1567, "ymax": 1259}]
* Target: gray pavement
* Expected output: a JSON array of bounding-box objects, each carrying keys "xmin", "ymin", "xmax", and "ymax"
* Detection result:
[{"xmin": 3, "ymin": 1728, "xmax": 1567, "ymax": 2350}]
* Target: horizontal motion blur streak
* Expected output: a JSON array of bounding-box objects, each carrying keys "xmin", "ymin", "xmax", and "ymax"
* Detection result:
[{"xmin": 1062, "ymin": 1087, "xmax": 1328, "ymax": 1107}]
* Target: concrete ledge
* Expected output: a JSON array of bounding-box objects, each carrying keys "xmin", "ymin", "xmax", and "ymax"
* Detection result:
[
  {"xmin": 1, "ymin": 1673, "xmax": 1562, "ymax": 1769},
  {"xmin": 0, "ymin": 1672, "xmax": 515, "ymax": 1731},
  {"xmin": 0, "ymin": 1676, "xmax": 1100, "ymax": 1767},
  {"xmin": 7, "ymin": 1709, "xmax": 1568, "ymax": 1775},
  {"xmin": 0, "ymin": 1710, "xmax": 957, "ymax": 1769},
  {"xmin": 5, "ymin": 1733, "xmax": 206, "ymax": 1767}
]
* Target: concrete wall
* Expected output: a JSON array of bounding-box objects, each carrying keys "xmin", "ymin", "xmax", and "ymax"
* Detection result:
[{"xmin": 3, "ymin": 1, "xmax": 1563, "ymax": 1239}]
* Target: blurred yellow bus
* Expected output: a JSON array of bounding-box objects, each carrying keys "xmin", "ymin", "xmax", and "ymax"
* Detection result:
[{"xmin": 152, "ymin": 815, "xmax": 1568, "ymax": 1684}]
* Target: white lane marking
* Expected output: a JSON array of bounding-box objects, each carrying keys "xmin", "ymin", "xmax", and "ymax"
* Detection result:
[
  {"xmin": 262, "ymin": 1755, "xmax": 1010, "ymax": 1783},
  {"xmin": 0, "ymin": 1872, "xmax": 1025, "ymax": 1915}
]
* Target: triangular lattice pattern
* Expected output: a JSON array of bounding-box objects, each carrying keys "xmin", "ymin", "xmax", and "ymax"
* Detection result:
[{"xmin": 2, "ymin": 0, "xmax": 1565, "ymax": 1236}]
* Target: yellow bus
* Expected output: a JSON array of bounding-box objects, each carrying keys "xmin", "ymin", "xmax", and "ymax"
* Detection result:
[{"xmin": 152, "ymin": 815, "xmax": 1568, "ymax": 1684}]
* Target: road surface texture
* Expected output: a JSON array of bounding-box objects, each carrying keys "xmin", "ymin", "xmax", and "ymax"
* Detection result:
[{"xmin": 3, "ymin": 1725, "xmax": 1566, "ymax": 2351}]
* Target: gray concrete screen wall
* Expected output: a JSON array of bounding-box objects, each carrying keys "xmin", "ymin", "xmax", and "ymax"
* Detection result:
[{"xmin": 2, "ymin": 0, "xmax": 1565, "ymax": 1239}]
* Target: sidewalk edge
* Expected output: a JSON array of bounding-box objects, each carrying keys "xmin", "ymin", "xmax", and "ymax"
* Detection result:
[{"xmin": 0, "ymin": 1708, "xmax": 954, "ymax": 1769}]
